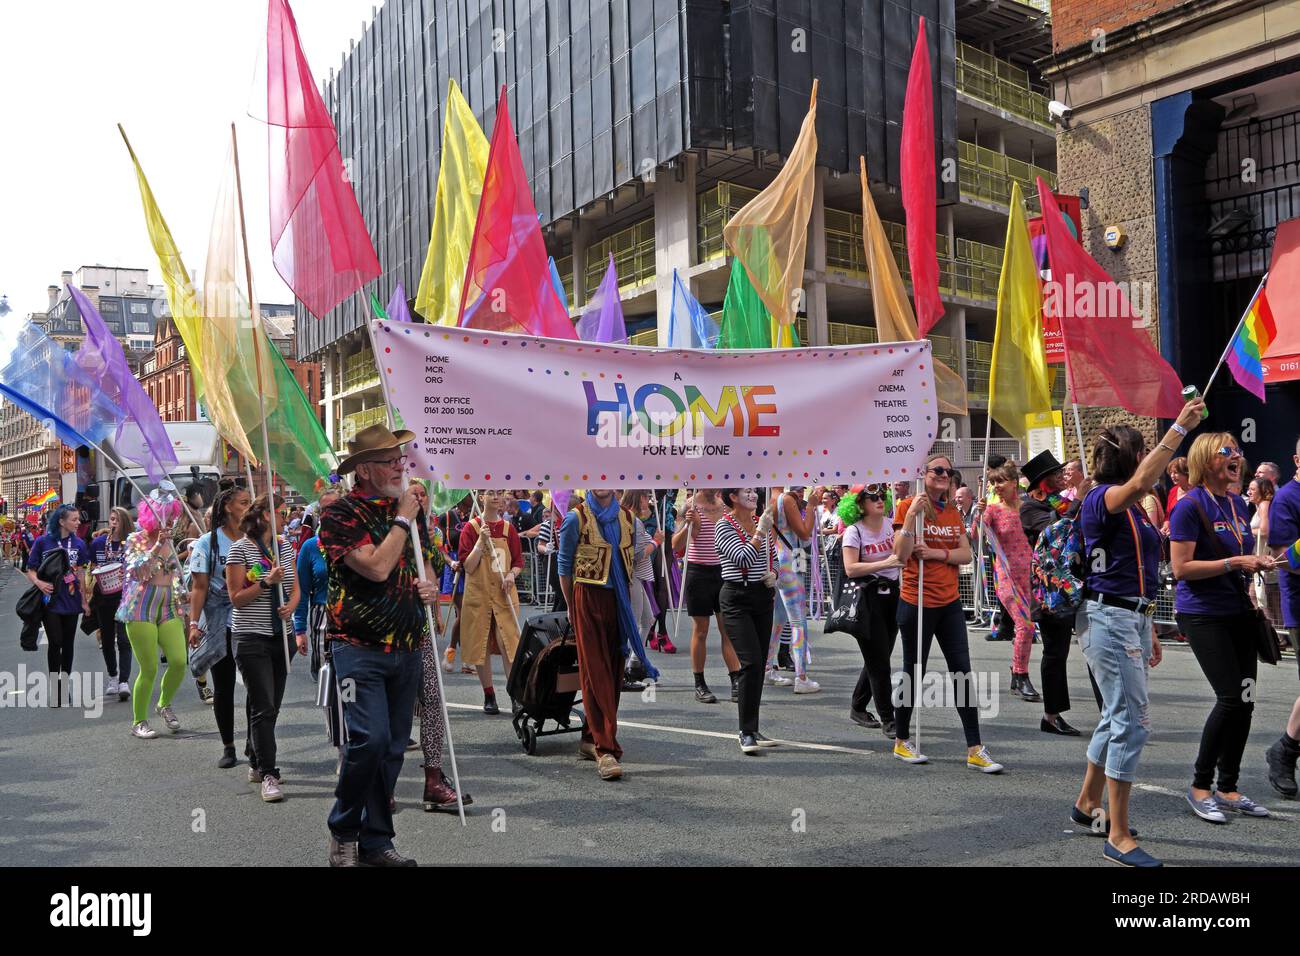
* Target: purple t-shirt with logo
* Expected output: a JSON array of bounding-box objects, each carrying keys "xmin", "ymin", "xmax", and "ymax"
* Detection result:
[
  {"xmin": 1268, "ymin": 477, "xmax": 1300, "ymax": 628},
  {"xmin": 1168, "ymin": 487, "xmax": 1254, "ymax": 616},
  {"xmin": 27, "ymin": 533, "xmax": 91, "ymax": 615},
  {"xmin": 1080, "ymin": 484, "xmax": 1161, "ymax": 599}
]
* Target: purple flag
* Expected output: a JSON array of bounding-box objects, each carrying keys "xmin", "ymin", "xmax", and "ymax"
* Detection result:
[
  {"xmin": 576, "ymin": 254, "xmax": 627, "ymax": 344},
  {"xmin": 68, "ymin": 285, "xmax": 179, "ymax": 482},
  {"xmin": 386, "ymin": 282, "xmax": 413, "ymax": 325}
]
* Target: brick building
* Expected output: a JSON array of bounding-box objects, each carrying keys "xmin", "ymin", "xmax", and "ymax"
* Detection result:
[{"xmin": 1040, "ymin": 0, "xmax": 1300, "ymax": 463}]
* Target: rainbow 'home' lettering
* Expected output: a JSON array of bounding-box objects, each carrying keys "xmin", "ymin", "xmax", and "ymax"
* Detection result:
[{"xmin": 583, "ymin": 382, "xmax": 779, "ymax": 439}]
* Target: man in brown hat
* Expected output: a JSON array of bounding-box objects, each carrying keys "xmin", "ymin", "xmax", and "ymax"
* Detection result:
[{"xmin": 320, "ymin": 425, "xmax": 460, "ymax": 867}]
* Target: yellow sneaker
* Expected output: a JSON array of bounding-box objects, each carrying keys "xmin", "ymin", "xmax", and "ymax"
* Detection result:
[
  {"xmin": 967, "ymin": 746, "xmax": 1004, "ymax": 774},
  {"xmin": 893, "ymin": 740, "xmax": 928, "ymax": 764}
]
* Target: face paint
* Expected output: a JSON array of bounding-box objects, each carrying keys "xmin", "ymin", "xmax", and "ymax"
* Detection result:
[{"xmin": 739, "ymin": 490, "xmax": 759, "ymax": 510}]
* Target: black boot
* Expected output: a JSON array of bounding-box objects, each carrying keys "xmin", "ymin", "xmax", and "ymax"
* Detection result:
[
  {"xmin": 1017, "ymin": 673, "xmax": 1042, "ymax": 702},
  {"xmin": 693, "ymin": 672, "xmax": 717, "ymax": 704},
  {"xmin": 777, "ymin": 643, "xmax": 795, "ymax": 671},
  {"xmin": 1265, "ymin": 734, "xmax": 1300, "ymax": 799},
  {"xmin": 1008, "ymin": 671, "xmax": 1023, "ymax": 698},
  {"xmin": 217, "ymin": 745, "xmax": 237, "ymax": 769},
  {"xmin": 728, "ymin": 670, "xmax": 742, "ymax": 703}
]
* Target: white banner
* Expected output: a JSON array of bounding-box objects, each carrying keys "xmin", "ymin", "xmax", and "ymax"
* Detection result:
[{"xmin": 373, "ymin": 320, "xmax": 938, "ymax": 489}]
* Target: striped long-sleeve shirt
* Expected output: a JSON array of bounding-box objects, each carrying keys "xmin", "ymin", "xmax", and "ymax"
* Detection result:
[{"xmin": 712, "ymin": 514, "xmax": 773, "ymax": 583}]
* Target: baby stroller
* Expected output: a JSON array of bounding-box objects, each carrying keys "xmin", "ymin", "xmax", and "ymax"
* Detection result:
[{"xmin": 507, "ymin": 612, "xmax": 585, "ymax": 755}]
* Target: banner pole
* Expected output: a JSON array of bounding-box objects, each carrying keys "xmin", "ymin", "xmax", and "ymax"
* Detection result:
[
  {"xmin": 367, "ymin": 317, "xmax": 467, "ymax": 825},
  {"xmin": 913, "ymin": 479, "xmax": 925, "ymax": 751},
  {"xmin": 231, "ymin": 123, "xmax": 290, "ymax": 670},
  {"xmin": 973, "ymin": 412, "xmax": 993, "ymax": 622}
]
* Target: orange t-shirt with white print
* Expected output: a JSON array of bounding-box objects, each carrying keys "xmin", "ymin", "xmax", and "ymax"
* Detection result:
[{"xmin": 893, "ymin": 496, "xmax": 966, "ymax": 608}]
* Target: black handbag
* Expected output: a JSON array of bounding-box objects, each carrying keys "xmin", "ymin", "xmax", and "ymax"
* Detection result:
[
  {"xmin": 1189, "ymin": 495, "xmax": 1281, "ymax": 666},
  {"xmin": 825, "ymin": 577, "xmax": 866, "ymax": 635}
]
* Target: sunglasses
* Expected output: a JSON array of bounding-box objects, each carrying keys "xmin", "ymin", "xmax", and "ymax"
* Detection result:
[
  {"xmin": 928, "ymin": 467, "xmax": 957, "ymax": 477},
  {"xmin": 1215, "ymin": 447, "xmax": 1243, "ymax": 459}
]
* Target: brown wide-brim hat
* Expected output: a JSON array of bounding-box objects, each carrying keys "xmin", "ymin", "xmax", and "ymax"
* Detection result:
[{"xmin": 336, "ymin": 423, "xmax": 415, "ymax": 475}]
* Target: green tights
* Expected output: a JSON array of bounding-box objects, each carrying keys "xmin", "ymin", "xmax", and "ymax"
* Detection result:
[{"xmin": 126, "ymin": 618, "xmax": 187, "ymax": 724}]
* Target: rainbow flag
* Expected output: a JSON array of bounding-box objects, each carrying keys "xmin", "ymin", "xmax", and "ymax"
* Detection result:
[
  {"xmin": 25, "ymin": 489, "xmax": 58, "ymax": 507},
  {"xmin": 1225, "ymin": 281, "xmax": 1276, "ymax": 401},
  {"xmin": 1286, "ymin": 539, "xmax": 1300, "ymax": 570}
]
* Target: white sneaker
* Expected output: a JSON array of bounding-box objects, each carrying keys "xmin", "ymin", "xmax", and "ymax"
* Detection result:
[
  {"xmin": 248, "ymin": 766, "xmax": 263, "ymax": 784},
  {"xmin": 155, "ymin": 704, "xmax": 180, "ymax": 732},
  {"xmin": 118, "ymin": 681, "xmax": 131, "ymax": 701},
  {"xmin": 131, "ymin": 721, "xmax": 159, "ymax": 740},
  {"xmin": 261, "ymin": 775, "xmax": 284, "ymax": 802},
  {"xmin": 764, "ymin": 668, "xmax": 793, "ymax": 687},
  {"xmin": 792, "ymin": 677, "xmax": 821, "ymax": 694}
]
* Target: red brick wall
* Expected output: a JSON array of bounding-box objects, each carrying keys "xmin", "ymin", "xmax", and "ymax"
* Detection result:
[{"xmin": 1052, "ymin": 0, "xmax": 1194, "ymax": 51}]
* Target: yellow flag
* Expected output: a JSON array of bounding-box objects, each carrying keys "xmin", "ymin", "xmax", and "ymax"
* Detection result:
[
  {"xmin": 415, "ymin": 80, "xmax": 490, "ymax": 324},
  {"xmin": 119, "ymin": 126, "xmax": 260, "ymax": 464},
  {"xmin": 202, "ymin": 142, "xmax": 280, "ymax": 454},
  {"xmin": 723, "ymin": 82, "xmax": 819, "ymax": 329},
  {"xmin": 989, "ymin": 181, "xmax": 1052, "ymax": 441},
  {"xmin": 859, "ymin": 157, "xmax": 967, "ymax": 415}
]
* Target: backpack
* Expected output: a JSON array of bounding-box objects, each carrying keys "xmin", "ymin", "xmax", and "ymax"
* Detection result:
[{"xmin": 1031, "ymin": 515, "xmax": 1084, "ymax": 621}]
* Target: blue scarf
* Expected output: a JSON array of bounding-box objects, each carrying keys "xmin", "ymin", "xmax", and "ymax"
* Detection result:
[{"xmin": 587, "ymin": 492, "xmax": 659, "ymax": 680}]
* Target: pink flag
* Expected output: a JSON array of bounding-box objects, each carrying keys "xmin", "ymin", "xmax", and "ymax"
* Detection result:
[
  {"xmin": 458, "ymin": 87, "xmax": 577, "ymax": 339},
  {"xmin": 576, "ymin": 254, "xmax": 628, "ymax": 344},
  {"xmin": 267, "ymin": 0, "xmax": 381, "ymax": 318},
  {"xmin": 1035, "ymin": 178, "xmax": 1184, "ymax": 417},
  {"xmin": 902, "ymin": 17, "xmax": 943, "ymax": 336}
]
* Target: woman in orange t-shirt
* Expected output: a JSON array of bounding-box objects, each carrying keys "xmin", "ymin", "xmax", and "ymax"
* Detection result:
[{"xmin": 891, "ymin": 455, "xmax": 1004, "ymax": 774}]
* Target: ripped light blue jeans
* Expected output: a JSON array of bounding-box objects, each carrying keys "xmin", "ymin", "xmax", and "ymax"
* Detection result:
[{"xmin": 1077, "ymin": 598, "xmax": 1153, "ymax": 782}]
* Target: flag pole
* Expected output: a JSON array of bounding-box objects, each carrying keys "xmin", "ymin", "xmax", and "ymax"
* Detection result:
[
  {"xmin": 231, "ymin": 123, "xmax": 290, "ymax": 671},
  {"xmin": 1050, "ymin": 272, "xmax": 1090, "ymax": 480},
  {"xmin": 973, "ymin": 412, "xmax": 993, "ymax": 622},
  {"xmin": 365, "ymin": 316, "xmax": 467, "ymax": 826},
  {"xmin": 672, "ymin": 489, "xmax": 695, "ymax": 644},
  {"xmin": 913, "ymin": 478, "xmax": 925, "ymax": 750},
  {"xmin": 1203, "ymin": 272, "xmax": 1268, "ymax": 397}
]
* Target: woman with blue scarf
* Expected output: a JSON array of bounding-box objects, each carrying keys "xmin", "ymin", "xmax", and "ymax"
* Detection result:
[{"xmin": 557, "ymin": 489, "xmax": 660, "ymax": 781}]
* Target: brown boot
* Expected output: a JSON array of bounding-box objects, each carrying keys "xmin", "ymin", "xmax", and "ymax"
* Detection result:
[{"xmin": 423, "ymin": 767, "xmax": 472, "ymax": 813}]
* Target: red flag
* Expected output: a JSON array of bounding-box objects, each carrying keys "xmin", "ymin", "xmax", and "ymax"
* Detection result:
[
  {"xmin": 267, "ymin": 0, "xmax": 381, "ymax": 319},
  {"xmin": 1035, "ymin": 178, "xmax": 1184, "ymax": 417},
  {"xmin": 457, "ymin": 87, "xmax": 577, "ymax": 339},
  {"xmin": 902, "ymin": 17, "xmax": 943, "ymax": 336}
]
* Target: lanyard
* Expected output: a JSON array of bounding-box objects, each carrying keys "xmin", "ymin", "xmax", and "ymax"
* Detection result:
[{"xmin": 1202, "ymin": 488, "xmax": 1245, "ymax": 554}]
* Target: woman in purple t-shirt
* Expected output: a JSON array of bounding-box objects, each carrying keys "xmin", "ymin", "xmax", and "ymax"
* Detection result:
[
  {"xmin": 25, "ymin": 504, "xmax": 92, "ymax": 707},
  {"xmin": 1169, "ymin": 433, "xmax": 1278, "ymax": 825},
  {"xmin": 1073, "ymin": 396, "xmax": 1202, "ymax": 868}
]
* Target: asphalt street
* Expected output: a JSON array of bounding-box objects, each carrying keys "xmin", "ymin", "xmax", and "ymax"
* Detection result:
[{"xmin": 1, "ymin": 561, "xmax": 1297, "ymax": 867}]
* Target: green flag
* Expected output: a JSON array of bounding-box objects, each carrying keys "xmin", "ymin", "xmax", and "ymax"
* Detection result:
[
  {"xmin": 262, "ymin": 337, "xmax": 337, "ymax": 495},
  {"xmin": 719, "ymin": 258, "xmax": 800, "ymax": 349}
]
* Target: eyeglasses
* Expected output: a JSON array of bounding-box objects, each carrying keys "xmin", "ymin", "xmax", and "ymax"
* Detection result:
[
  {"xmin": 1215, "ymin": 447, "xmax": 1243, "ymax": 459},
  {"xmin": 370, "ymin": 455, "xmax": 408, "ymax": 468},
  {"xmin": 928, "ymin": 467, "xmax": 956, "ymax": 477}
]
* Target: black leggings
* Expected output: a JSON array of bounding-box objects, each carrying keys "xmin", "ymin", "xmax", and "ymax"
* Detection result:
[
  {"xmin": 210, "ymin": 629, "xmax": 245, "ymax": 749},
  {"xmin": 1179, "ymin": 612, "xmax": 1258, "ymax": 793},
  {"xmin": 234, "ymin": 635, "xmax": 287, "ymax": 777},
  {"xmin": 44, "ymin": 611, "xmax": 79, "ymax": 676},
  {"xmin": 719, "ymin": 581, "xmax": 773, "ymax": 735},
  {"xmin": 95, "ymin": 593, "xmax": 132, "ymax": 684},
  {"xmin": 1038, "ymin": 614, "xmax": 1073, "ymax": 714},
  {"xmin": 851, "ymin": 578, "xmax": 898, "ymax": 721},
  {"xmin": 895, "ymin": 599, "xmax": 982, "ymax": 747}
]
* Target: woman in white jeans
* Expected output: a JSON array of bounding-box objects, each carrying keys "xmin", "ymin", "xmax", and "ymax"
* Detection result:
[{"xmin": 1073, "ymin": 396, "xmax": 1203, "ymax": 868}]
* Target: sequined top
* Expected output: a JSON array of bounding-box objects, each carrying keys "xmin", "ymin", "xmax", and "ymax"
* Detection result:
[{"xmin": 115, "ymin": 531, "xmax": 184, "ymax": 623}]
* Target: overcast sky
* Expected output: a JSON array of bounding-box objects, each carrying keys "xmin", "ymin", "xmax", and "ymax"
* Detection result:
[{"xmin": 0, "ymin": 0, "xmax": 387, "ymax": 318}]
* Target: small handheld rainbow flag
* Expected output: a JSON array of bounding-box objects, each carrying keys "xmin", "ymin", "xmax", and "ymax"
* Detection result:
[
  {"xmin": 24, "ymin": 489, "xmax": 58, "ymax": 507},
  {"xmin": 1286, "ymin": 539, "xmax": 1300, "ymax": 570},
  {"xmin": 1225, "ymin": 278, "xmax": 1275, "ymax": 401}
]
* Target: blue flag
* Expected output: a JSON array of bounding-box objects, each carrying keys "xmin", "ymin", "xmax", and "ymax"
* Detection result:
[{"xmin": 668, "ymin": 269, "xmax": 719, "ymax": 348}]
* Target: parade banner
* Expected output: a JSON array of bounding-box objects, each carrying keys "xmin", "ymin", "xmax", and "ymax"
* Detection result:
[{"xmin": 373, "ymin": 319, "xmax": 938, "ymax": 490}]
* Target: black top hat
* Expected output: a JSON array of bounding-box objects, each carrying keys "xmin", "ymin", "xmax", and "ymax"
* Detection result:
[{"xmin": 1021, "ymin": 450, "xmax": 1065, "ymax": 489}]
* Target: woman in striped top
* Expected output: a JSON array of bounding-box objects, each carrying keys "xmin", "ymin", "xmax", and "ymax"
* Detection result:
[
  {"xmin": 672, "ymin": 489, "xmax": 743, "ymax": 704},
  {"xmin": 714, "ymin": 488, "xmax": 780, "ymax": 755}
]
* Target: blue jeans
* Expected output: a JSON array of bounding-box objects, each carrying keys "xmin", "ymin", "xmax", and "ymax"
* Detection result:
[
  {"xmin": 1077, "ymin": 599, "xmax": 1153, "ymax": 782},
  {"xmin": 327, "ymin": 641, "xmax": 421, "ymax": 853}
]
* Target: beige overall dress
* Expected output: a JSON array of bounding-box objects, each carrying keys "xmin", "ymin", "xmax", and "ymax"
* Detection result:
[{"xmin": 458, "ymin": 517, "xmax": 522, "ymax": 666}]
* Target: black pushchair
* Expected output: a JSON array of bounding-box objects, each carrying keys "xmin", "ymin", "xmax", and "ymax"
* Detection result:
[{"xmin": 507, "ymin": 612, "xmax": 585, "ymax": 754}]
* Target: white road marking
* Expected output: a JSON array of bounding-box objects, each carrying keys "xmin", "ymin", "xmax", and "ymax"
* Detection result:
[{"xmin": 442, "ymin": 701, "xmax": 878, "ymax": 755}]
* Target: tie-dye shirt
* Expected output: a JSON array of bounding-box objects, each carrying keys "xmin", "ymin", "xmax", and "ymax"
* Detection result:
[{"xmin": 319, "ymin": 491, "xmax": 442, "ymax": 654}]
